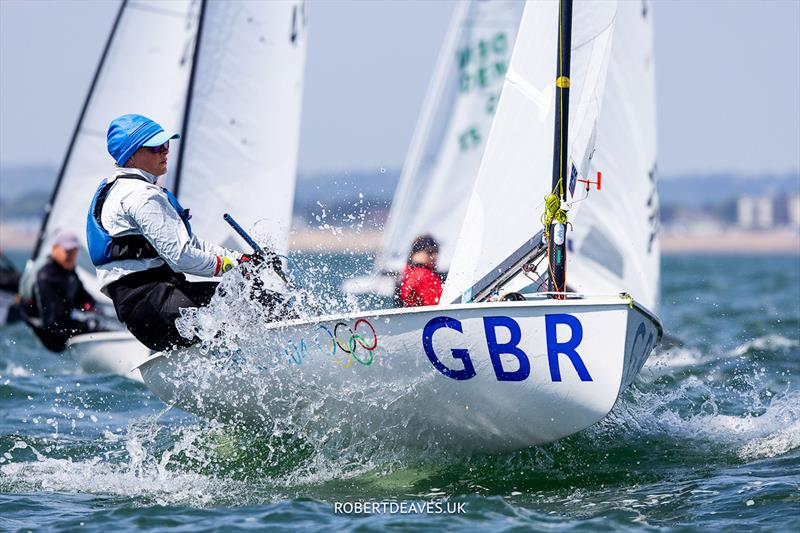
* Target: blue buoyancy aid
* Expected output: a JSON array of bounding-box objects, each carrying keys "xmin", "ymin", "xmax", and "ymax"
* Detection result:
[{"xmin": 86, "ymin": 176, "xmax": 192, "ymax": 267}]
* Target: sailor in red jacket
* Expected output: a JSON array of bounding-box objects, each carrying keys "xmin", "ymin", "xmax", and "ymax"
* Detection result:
[{"xmin": 399, "ymin": 235, "xmax": 443, "ymax": 307}]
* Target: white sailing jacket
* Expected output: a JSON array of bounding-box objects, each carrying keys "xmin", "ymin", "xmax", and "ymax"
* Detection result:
[{"xmin": 94, "ymin": 167, "xmax": 239, "ymax": 294}]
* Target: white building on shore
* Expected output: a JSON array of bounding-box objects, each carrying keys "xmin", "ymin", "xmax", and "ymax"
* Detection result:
[
  {"xmin": 738, "ymin": 195, "xmax": 776, "ymax": 229},
  {"xmin": 789, "ymin": 194, "xmax": 800, "ymax": 228}
]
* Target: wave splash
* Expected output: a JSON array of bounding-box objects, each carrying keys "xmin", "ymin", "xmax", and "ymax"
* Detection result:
[
  {"xmin": 604, "ymin": 334, "xmax": 800, "ymax": 461},
  {"xmin": 1, "ymin": 333, "xmax": 797, "ymax": 508},
  {"xmin": 0, "ymin": 419, "xmax": 250, "ymax": 506}
]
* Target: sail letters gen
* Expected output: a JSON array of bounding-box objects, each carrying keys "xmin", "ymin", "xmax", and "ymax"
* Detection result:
[{"xmin": 422, "ymin": 314, "xmax": 593, "ymax": 382}]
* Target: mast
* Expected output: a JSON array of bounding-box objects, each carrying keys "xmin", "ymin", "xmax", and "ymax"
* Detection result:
[
  {"xmin": 30, "ymin": 0, "xmax": 128, "ymax": 260},
  {"xmin": 547, "ymin": 0, "xmax": 573, "ymax": 296},
  {"xmin": 172, "ymin": 0, "xmax": 207, "ymax": 199}
]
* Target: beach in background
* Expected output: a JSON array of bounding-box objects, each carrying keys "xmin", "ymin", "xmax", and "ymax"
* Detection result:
[{"xmin": 3, "ymin": 220, "xmax": 798, "ymax": 255}]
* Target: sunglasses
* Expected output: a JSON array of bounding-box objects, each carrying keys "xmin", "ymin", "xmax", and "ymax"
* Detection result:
[{"xmin": 147, "ymin": 141, "xmax": 170, "ymax": 153}]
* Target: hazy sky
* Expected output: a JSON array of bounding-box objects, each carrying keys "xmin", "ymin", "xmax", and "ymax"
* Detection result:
[{"xmin": 1, "ymin": 0, "xmax": 798, "ymax": 180}]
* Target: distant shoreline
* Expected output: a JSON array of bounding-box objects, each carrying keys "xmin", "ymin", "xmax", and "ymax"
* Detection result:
[
  {"xmin": 2, "ymin": 222, "xmax": 798, "ymax": 255},
  {"xmin": 660, "ymin": 228, "xmax": 799, "ymax": 254}
]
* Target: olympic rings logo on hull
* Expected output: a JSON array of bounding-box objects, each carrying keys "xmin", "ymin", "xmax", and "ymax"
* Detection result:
[{"xmin": 285, "ymin": 318, "xmax": 378, "ymax": 368}]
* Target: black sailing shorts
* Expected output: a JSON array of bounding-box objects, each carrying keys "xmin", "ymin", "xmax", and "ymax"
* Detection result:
[{"xmin": 107, "ymin": 265, "xmax": 218, "ymax": 352}]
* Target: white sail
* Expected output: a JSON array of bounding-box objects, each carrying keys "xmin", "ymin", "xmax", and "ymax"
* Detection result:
[
  {"xmin": 177, "ymin": 0, "xmax": 308, "ymax": 255},
  {"xmin": 32, "ymin": 0, "xmax": 197, "ymax": 273},
  {"xmin": 376, "ymin": 0, "xmax": 523, "ymax": 273},
  {"xmin": 565, "ymin": 0, "xmax": 660, "ymax": 310},
  {"xmin": 442, "ymin": 0, "xmax": 621, "ymax": 304}
]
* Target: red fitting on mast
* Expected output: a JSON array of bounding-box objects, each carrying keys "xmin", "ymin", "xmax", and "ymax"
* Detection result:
[{"xmin": 577, "ymin": 171, "xmax": 602, "ymax": 191}]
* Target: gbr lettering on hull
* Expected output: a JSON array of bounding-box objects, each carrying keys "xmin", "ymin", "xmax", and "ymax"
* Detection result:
[{"xmin": 421, "ymin": 314, "xmax": 593, "ymax": 382}]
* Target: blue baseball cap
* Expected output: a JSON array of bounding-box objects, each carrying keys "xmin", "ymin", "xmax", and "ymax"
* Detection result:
[{"xmin": 107, "ymin": 114, "xmax": 180, "ymax": 166}]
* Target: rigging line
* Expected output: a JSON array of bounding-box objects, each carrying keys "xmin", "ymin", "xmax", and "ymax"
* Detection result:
[
  {"xmin": 558, "ymin": 0, "xmax": 565, "ymax": 199},
  {"xmin": 172, "ymin": 0, "xmax": 207, "ymax": 199},
  {"xmin": 30, "ymin": 0, "xmax": 128, "ymax": 261}
]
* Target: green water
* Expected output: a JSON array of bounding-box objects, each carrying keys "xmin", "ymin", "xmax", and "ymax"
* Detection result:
[{"xmin": 1, "ymin": 253, "xmax": 798, "ymax": 531}]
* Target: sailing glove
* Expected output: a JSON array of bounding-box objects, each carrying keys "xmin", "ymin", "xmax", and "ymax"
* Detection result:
[
  {"xmin": 239, "ymin": 251, "xmax": 282, "ymax": 271},
  {"xmin": 214, "ymin": 253, "xmax": 262, "ymax": 277},
  {"xmin": 215, "ymin": 255, "xmax": 237, "ymax": 276},
  {"xmin": 238, "ymin": 252, "xmax": 262, "ymax": 267}
]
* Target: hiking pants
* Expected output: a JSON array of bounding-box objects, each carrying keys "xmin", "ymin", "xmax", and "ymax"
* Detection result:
[{"xmin": 107, "ymin": 265, "xmax": 218, "ymax": 352}]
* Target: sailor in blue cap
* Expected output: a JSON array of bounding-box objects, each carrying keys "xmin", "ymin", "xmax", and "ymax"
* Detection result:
[{"xmin": 87, "ymin": 114, "xmax": 256, "ymax": 352}]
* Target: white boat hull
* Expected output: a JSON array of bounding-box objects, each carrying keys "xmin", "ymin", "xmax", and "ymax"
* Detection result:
[
  {"xmin": 139, "ymin": 295, "xmax": 661, "ymax": 453},
  {"xmin": 67, "ymin": 331, "xmax": 151, "ymax": 383}
]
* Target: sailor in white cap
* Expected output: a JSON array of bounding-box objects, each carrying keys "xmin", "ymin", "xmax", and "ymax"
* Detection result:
[{"xmin": 20, "ymin": 230, "xmax": 101, "ymax": 352}]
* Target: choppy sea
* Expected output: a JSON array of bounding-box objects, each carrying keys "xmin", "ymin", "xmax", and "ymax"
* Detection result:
[{"xmin": 1, "ymin": 251, "xmax": 798, "ymax": 531}]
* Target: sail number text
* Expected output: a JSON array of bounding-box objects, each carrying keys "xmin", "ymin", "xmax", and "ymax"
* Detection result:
[{"xmin": 422, "ymin": 314, "xmax": 592, "ymax": 382}]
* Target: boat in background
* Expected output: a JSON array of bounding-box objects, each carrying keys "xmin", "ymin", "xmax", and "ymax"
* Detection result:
[
  {"xmin": 174, "ymin": 0, "xmax": 307, "ymax": 255},
  {"xmin": 25, "ymin": 0, "xmax": 308, "ymax": 379},
  {"xmin": 0, "ymin": 252, "xmax": 22, "ymax": 326},
  {"xmin": 139, "ymin": 0, "xmax": 663, "ymax": 453},
  {"xmin": 343, "ymin": 0, "xmax": 523, "ymax": 297},
  {"xmin": 0, "ymin": 291, "xmax": 18, "ymax": 327},
  {"xmin": 67, "ymin": 331, "xmax": 149, "ymax": 383}
]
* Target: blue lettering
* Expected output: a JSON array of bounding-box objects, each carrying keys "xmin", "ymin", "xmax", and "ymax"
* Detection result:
[
  {"xmin": 422, "ymin": 316, "xmax": 476, "ymax": 380},
  {"xmin": 631, "ymin": 322, "xmax": 646, "ymax": 358},
  {"xmin": 643, "ymin": 334, "xmax": 654, "ymax": 358},
  {"xmin": 631, "ymin": 322, "xmax": 655, "ymax": 361},
  {"xmin": 483, "ymin": 316, "xmax": 530, "ymax": 381},
  {"xmin": 545, "ymin": 314, "xmax": 592, "ymax": 382}
]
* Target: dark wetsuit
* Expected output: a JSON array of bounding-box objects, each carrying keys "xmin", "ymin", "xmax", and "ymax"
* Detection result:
[
  {"xmin": 0, "ymin": 254, "xmax": 23, "ymax": 324},
  {"xmin": 24, "ymin": 259, "xmax": 97, "ymax": 352},
  {"xmin": 0, "ymin": 254, "xmax": 21, "ymax": 293}
]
